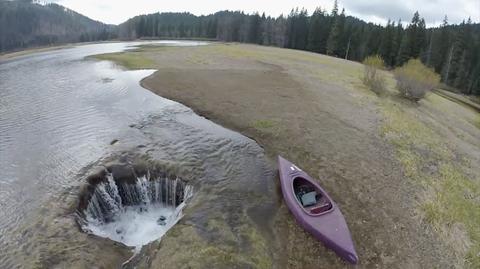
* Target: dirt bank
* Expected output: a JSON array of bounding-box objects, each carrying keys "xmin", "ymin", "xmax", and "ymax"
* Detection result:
[{"xmin": 93, "ymin": 43, "xmax": 480, "ymax": 268}]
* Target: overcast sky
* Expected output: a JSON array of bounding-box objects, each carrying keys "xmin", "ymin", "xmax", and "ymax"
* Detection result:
[{"xmin": 52, "ymin": 0, "xmax": 480, "ymax": 26}]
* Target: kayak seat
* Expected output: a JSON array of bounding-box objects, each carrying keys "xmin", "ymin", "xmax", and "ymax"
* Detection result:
[
  {"xmin": 310, "ymin": 202, "xmax": 333, "ymax": 214},
  {"xmin": 301, "ymin": 191, "xmax": 317, "ymax": 207}
]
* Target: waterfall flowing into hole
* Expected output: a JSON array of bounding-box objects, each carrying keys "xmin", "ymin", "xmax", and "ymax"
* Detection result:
[{"xmin": 79, "ymin": 171, "xmax": 192, "ymax": 248}]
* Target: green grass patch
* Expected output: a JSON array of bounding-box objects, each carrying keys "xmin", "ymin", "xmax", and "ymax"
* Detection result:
[
  {"xmin": 380, "ymin": 99, "xmax": 452, "ymax": 160},
  {"xmin": 89, "ymin": 51, "xmax": 155, "ymax": 70},
  {"xmin": 202, "ymin": 44, "xmax": 262, "ymax": 61},
  {"xmin": 251, "ymin": 119, "xmax": 276, "ymax": 129},
  {"xmin": 474, "ymin": 118, "xmax": 480, "ymax": 130},
  {"xmin": 379, "ymin": 97, "xmax": 480, "ymax": 268},
  {"xmin": 422, "ymin": 164, "xmax": 480, "ymax": 267}
]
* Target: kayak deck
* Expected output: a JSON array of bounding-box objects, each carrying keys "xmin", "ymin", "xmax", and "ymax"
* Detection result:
[{"xmin": 278, "ymin": 155, "xmax": 359, "ymax": 264}]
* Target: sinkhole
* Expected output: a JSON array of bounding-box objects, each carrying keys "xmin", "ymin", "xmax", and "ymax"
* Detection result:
[{"xmin": 77, "ymin": 164, "xmax": 192, "ymax": 248}]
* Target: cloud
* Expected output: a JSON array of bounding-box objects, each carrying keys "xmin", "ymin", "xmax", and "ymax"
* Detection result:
[
  {"xmin": 50, "ymin": 0, "xmax": 479, "ymax": 26},
  {"xmin": 342, "ymin": 0, "xmax": 480, "ymax": 26}
]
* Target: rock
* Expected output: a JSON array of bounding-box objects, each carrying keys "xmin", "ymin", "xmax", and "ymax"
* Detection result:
[
  {"xmin": 157, "ymin": 216, "xmax": 167, "ymax": 225},
  {"xmin": 110, "ymin": 139, "xmax": 119, "ymax": 145},
  {"xmin": 116, "ymin": 228, "xmax": 123, "ymax": 234},
  {"xmin": 101, "ymin": 77, "xmax": 114, "ymax": 83}
]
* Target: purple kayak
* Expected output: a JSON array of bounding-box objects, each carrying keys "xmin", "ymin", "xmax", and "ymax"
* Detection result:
[{"xmin": 278, "ymin": 156, "xmax": 358, "ymax": 264}]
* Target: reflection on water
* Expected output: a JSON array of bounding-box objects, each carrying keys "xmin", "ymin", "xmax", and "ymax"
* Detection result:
[
  {"xmin": 0, "ymin": 41, "xmax": 275, "ymax": 268},
  {"xmin": 0, "ymin": 43, "xmax": 160, "ymax": 235}
]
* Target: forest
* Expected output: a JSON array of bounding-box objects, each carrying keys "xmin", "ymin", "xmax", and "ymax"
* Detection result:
[
  {"xmin": 0, "ymin": 0, "xmax": 116, "ymax": 52},
  {"xmin": 1, "ymin": 0, "xmax": 479, "ymax": 95},
  {"xmin": 118, "ymin": 2, "xmax": 480, "ymax": 95}
]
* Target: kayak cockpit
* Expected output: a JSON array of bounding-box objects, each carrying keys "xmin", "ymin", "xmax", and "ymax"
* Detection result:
[{"xmin": 293, "ymin": 176, "xmax": 333, "ymax": 215}]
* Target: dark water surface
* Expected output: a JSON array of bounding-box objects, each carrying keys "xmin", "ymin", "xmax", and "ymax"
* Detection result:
[{"xmin": 0, "ymin": 41, "xmax": 276, "ymax": 267}]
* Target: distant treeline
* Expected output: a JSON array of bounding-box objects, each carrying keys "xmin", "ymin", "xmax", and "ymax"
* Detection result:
[
  {"xmin": 0, "ymin": 0, "xmax": 117, "ymax": 52},
  {"xmin": 1, "ymin": 0, "xmax": 479, "ymax": 95},
  {"xmin": 119, "ymin": 2, "xmax": 480, "ymax": 95}
]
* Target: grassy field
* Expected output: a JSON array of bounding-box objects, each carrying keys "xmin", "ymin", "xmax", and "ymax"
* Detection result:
[
  {"xmin": 380, "ymin": 94, "xmax": 480, "ymax": 267},
  {"xmin": 88, "ymin": 51, "xmax": 155, "ymax": 69},
  {"xmin": 90, "ymin": 43, "xmax": 480, "ymax": 268}
]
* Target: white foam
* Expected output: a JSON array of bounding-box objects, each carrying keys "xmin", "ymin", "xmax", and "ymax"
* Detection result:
[
  {"xmin": 82, "ymin": 173, "xmax": 193, "ymax": 249},
  {"xmin": 86, "ymin": 203, "xmax": 183, "ymax": 248}
]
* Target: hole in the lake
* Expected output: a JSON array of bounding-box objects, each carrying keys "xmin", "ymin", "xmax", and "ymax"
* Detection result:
[{"xmin": 77, "ymin": 165, "xmax": 192, "ymax": 248}]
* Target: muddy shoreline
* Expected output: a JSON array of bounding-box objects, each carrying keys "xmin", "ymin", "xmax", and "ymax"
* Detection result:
[
  {"xmin": 15, "ymin": 42, "xmax": 478, "ymax": 268},
  {"xmin": 130, "ymin": 44, "xmax": 462, "ymax": 268}
]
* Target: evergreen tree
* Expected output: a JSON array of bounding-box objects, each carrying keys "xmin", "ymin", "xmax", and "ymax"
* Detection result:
[
  {"xmin": 397, "ymin": 12, "xmax": 426, "ymax": 65},
  {"xmin": 295, "ymin": 8, "xmax": 309, "ymax": 50},
  {"xmin": 307, "ymin": 7, "xmax": 325, "ymax": 53},
  {"xmin": 432, "ymin": 16, "xmax": 450, "ymax": 73},
  {"xmin": 326, "ymin": 2, "xmax": 341, "ymax": 56},
  {"xmin": 285, "ymin": 8, "xmax": 297, "ymax": 48},
  {"xmin": 331, "ymin": 0, "xmax": 338, "ymax": 17},
  {"xmin": 336, "ymin": 8, "xmax": 347, "ymax": 57},
  {"xmin": 468, "ymin": 59, "xmax": 480, "ymax": 95},
  {"xmin": 454, "ymin": 50, "xmax": 469, "ymax": 89},
  {"xmin": 444, "ymin": 20, "xmax": 465, "ymax": 84},
  {"xmin": 391, "ymin": 19, "xmax": 403, "ymax": 66},
  {"xmin": 450, "ymin": 18, "xmax": 473, "ymax": 91},
  {"xmin": 416, "ymin": 18, "xmax": 427, "ymax": 58},
  {"xmin": 379, "ymin": 19, "xmax": 394, "ymax": 66},
  {"xmin": 248, "ymin": 12, "xmax": 262, "ymax": 44}
]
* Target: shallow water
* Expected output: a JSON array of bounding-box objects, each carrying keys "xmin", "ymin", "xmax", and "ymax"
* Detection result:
[
  {"xmin": 0, "ymin": 41, "xmax": 275, "ymax": 267},
  {"xmin": 0, "ymin": 42, "xmax": 164, "ymax": 238}
]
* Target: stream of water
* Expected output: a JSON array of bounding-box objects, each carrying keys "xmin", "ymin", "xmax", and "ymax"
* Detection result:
[{"xmin": 0, "ymin": 41, "xmax": 275, "ymax": 268}]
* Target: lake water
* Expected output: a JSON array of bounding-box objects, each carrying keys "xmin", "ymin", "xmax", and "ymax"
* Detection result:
[{"xmin": 0, "ymin": 41, "xmax": 275, "ymax": 268}]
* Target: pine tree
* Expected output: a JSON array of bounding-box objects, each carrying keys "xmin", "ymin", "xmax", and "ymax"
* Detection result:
[
  {"xmin": 432, "ymin": 16, "xmax": 450, "ymax": 73},
  {"xmin": 397, "ymin": 32, "xmax": 409, "ymax": 65},
  {"xmin": 295, "ymin": 8, "xmax": 309, "ymax": 50},
  {"xmin": 379, "ymin": 19, "xmax": 394, "ymax": 66},
  {"xmin": 392, "ymin": 19, "xmax": 403, "ymax": 66},
  {"xmin": 454, "ymin": 50, "xmax": 469, "ymax": 90},
  {"xmin": 336, "ymin": 8, "xmax": 347, "ymax": 57},
  {"xmin": 326, "ymin": 2, "xmax": 341, "ymax": 56},
  {"xmin": 307, "ymin": 7, "xmax": 324, "ymax": 52},
  {"xmin": 468, "ymin": 60, "xmax": 480, "ymax": 95},
  {"xmin": 248, "ymin": 12, "xmax": 262, "ymax": 44},
  {"xmin": 415, "ymin": 18, "xmax": 427, "ymax": 58},
  {"xmin": 331, "ymin": 0, "xmax": 338, "ymax": 17},
  {"xmin": 396, "ymin": 11, "xmax": 426, "ymax": 65},
  {"xmin": 450, "ymin": 18, "xmax": 473, "ymax": 92},
  {"xmin": 285, "ymin": 8, "xmax": 297, "ymax": 48},
  {"xmin": 444, "ymin": 20, "xmax": 465, "ymax": 85}
]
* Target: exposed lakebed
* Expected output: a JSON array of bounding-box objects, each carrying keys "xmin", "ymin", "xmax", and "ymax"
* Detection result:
[{"xmin": 0, "ymin": 42, "xmax": 276, "ymax": 268}]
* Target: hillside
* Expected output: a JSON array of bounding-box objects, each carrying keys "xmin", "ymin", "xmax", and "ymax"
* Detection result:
[
  {"xmin": 119, "ymin": 11, "xmax": 480, "ymax": 96},
  {"xmin": 0, "ymin": 0, "xmax": 116, "ymax": 52},
  {"xmin": 89, "ymin": 43, "xmax": 480, "ymax": 268},
  {"xmin": 1, "ymin": 1, "xmax": 478, "ymax": 95}
]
